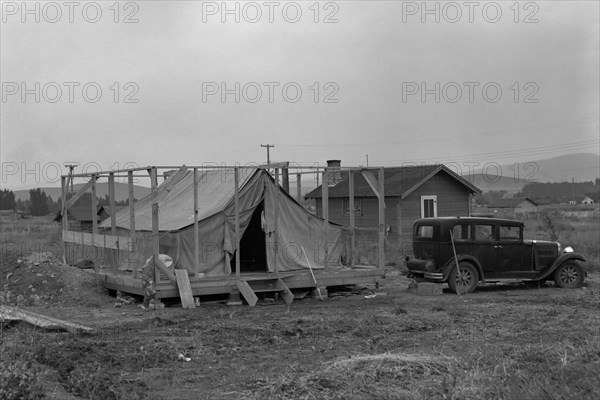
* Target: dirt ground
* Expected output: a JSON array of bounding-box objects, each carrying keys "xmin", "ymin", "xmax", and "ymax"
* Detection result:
[{"xmin": 1, "ymin": 251, "xmax": 600, "ymax": 399}]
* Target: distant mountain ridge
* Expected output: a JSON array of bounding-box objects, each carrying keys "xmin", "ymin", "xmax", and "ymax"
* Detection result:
[
  {"xmin": 12, "ymin": 182, "xmax": 151, "ymax": 203},
  {"xmin": 8, "ymin": 153, "xmax": 599, "ymax": 200},
  {"xmin": 462, "ymin": 153, "xmax": 599, "ymax": 194}
]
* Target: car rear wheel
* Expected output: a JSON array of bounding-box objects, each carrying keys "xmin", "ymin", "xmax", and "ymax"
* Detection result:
[
  {"xmin": 447, "ymin": 262, "xmax": 479, "ymax": 294},
  {"xmin": 553, "ymin": 261, "xmax": 584, "ymax": 288}
]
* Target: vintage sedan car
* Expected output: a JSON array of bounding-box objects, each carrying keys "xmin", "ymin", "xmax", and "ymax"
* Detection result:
[{"xmin": 405, "ymin": 217, "xmax": 586, "ymax": 293}]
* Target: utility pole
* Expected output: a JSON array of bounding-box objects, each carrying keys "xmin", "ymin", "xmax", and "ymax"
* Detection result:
[
  {"xmin": 64, "ymin": 163, "xmax": 79, "ymax": 194},
  {"xmin": 261, "ymin": 144, "xmax": 274, "ymax": 165}
]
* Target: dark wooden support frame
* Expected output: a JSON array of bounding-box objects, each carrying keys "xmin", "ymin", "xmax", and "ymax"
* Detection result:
[{"xmin": 59, "ymin": 164, "xmax": 387, "ymax": 301}]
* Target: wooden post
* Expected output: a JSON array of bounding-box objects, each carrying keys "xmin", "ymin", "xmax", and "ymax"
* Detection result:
[
  {"xmin": 349, "ymin": 170, "xmax": 355, "ymax": 266},
  {"xmin": 234, "ymin": 167, "xmax": 241, "ymax": 278},
  {"xmin": 468, "ymin": 193, "xmax": 473, "ymax": 216},
  {"xmin": 378, "ymin": 168, "xmax": 385, "ymax": 269},
  {"xmin": 397, "ymin": 199, "xmax": 403, "ymax": 258},
  {"xmin": 273, "ymin": 169, "xmax": 280, "ymax": 274},
  {"xmin": 61, "ymin": 176, "xmax": 68, "ymax": 231},
  {"xmin": 322, "ymin": 168, "xmax": 329, "ymax": 267},
  {"xmin": 193, "ymin": 168, "xmax": 200, "ymax": 278},
  {"xmin": 150, "ymin": 168, "xmax": 160, "ymax": 283},
  {"xmin": 296, "ymin": 173, "xmax": 302, "ymax": 203},
  {"xmin": 90, "ymin": 175, "xmax": 98, "ymax": 272},
  {"xmin": 108, "ymin": 173, "xmax": 117, "ymax": 273},
  {"xmin": 91, "ymin": 175, "xmax": 97, "ymax": 235},
  {"xmin": 282, "ymin": 165, "xmax": 289, "ymax": 193},
  {"xmin": 61, "ymin": 176, "xmax": 68, "ymax": 264},
  {"xmin": 128, "ymin": 171, "xmax": 137, "ymax": 278}
]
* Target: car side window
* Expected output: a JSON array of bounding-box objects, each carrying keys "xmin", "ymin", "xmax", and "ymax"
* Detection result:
[
  {"xmin": 416, "ymin": 225, "xmax": 434, "ymax": 238},
  {"xmin": 474, "ymin": 224, "xmax": 494, "ymax": 241},
  {"xmin": 500, "ymin": 225, "xmax": 521, "ymax": 240},
  {"xmin": 452, "ymin": 224, "xmax": 471, "ymax": 240}
]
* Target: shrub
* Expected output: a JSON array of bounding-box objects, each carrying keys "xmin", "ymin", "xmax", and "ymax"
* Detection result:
[{"xmin": 0, "ymin": 359, "xmax": 45, "ymax": 400}]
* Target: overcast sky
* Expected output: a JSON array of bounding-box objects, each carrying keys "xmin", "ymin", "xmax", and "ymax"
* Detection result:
[{"xmin": 1, "ymin": 0, "xmax": 599, "ymax": 189}]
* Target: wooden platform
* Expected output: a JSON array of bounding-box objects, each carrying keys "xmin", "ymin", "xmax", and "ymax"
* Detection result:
[{"xmin": 92, "ymin": 266, "xmax": 386, "ymax": 300}]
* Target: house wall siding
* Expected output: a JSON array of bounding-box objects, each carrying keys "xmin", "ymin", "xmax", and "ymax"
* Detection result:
[{"xmin": 313, "ymin": 172, "xmax": 471, "ymax": 254}]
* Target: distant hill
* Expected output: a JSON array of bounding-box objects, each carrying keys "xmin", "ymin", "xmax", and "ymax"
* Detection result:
[
  {"xmin": 520, "ymin": 153, "xmax": 599, "ymax": 183},
  {"xmin": 461, "ymin": 174, "xmax": 530, "ymax": 196},
  {"xmin": 13, "ymin": 182, "xmax": 151, "ymax": 203},
  {"xmin": 462, "ymin": 152, "xmax": 599, "ymax": 194}
]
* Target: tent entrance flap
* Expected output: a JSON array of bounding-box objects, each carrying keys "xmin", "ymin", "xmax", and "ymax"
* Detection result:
[{"xmin": 231, "ymin": 202, "xmax": 267, "ymax": 273}]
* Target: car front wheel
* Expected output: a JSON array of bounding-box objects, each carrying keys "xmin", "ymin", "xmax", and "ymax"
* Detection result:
[
  {"xmin": 553, "ymin": 261, "xmax": 584, "ymax": 288},
  {"xmin": 447, "ymin": 262, "xmax": 479, "ymax": 294}
]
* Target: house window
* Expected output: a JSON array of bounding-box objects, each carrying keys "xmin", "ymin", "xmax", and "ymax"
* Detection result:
[
  {"xmin": 343, "ymin": 198, "xmax": 362, "ymax": 215},
  {"xmin": 421, "ymin": 196, "xmax": 437, "ymax": 218}
]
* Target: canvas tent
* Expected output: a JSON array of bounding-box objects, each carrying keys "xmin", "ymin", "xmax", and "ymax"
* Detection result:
[{"xmin": 100, "ymin": 167, "xmax": 342, "ymax": 277}]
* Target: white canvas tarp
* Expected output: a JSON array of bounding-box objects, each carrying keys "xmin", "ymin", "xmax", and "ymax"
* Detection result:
[{"xmin": 101, "ymin": 167, "xmax": 342, "ymax": 276}]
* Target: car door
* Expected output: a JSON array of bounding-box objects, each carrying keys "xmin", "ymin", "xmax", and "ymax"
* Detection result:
[
  {"xmin": 495, "ymin": 224, "xmax": 530, "ymax": 277},
  {"xmin": 471, "ymin": 223, "xmax": 498, "ymax": 277}
]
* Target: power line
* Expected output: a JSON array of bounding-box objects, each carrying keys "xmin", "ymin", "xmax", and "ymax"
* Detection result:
[{"xmin": 275, "ymin": 117, "xmax": 599, "ymax": 149}]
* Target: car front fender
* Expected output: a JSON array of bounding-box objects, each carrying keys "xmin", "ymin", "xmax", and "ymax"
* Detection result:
[
  {"xmin": 441, "ymin": 255, "xmax": 485, "ymax": 283},
  {"xmin": 536, "ymin": 253, "xmax": 587, "ymax": 280}
]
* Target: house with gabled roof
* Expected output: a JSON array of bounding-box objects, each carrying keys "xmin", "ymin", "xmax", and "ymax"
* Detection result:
[
  {"xmin": 486, "ymin": 197, "xmax": 538, "ymax": 217},
  {"xmin": 305, "ymin": 162, "xmax": 482, "ymax": 251}
]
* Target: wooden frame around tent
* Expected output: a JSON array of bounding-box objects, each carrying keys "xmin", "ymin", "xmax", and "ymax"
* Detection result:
[{"xmin": 60, "ymin": 164, "xmax": 387, "ymax": 298}]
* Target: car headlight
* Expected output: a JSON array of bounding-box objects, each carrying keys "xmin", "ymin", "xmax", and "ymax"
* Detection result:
[{"xmin": 563, "ymin": 246, "xmax": 574, "ymax": 253}]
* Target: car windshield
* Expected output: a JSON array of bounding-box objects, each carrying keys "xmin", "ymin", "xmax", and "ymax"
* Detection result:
[{"xmin": 500, "ymin": 225, "xmax": 521, "ymax": 240}]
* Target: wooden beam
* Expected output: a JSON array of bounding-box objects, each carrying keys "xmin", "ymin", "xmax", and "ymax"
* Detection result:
[
  {"xmin": 108, "ymin": 173, "xmax": 117, "ymax": 235},
  {"xmin": 282, "ymin": 165, "xmax": 290, "ymax": 193},
  {"xmin": 193, "ymin": 168, "xmax": 200, "ymax": 278},
  {"xmin": 378, "ymin": 168, "xmax": 385, "ymax": 269},
  {"xmin": 62, "ymin": 230, "xmax": 133, "ymax": 251},
  {"xmin": 64, "ymin": 175, "xmax": 99, "ymax": 210},
  {"xmin": 155, "ymin": 255, "xmax": 176, "ymax": 283},
  {"xmin": 296, "ymin": 173, "xmax": 302, "ymax": 203},
  {"xmin": 235, "ymin": 168, "xmax": 241, "ymax": 274},
  {"xmin": 90, "ymin": 175, "xmax": 98, "ymax": 272},
  {"xmin": 150, "ymin": 167, "xmax": 160, "ymax": 283},
  {"xmin": 235, "ymin": 280, "xmax": 258, "ymax": 307},
  {"xmin": 175, "ymin": 269, "xmax": 195, "ymax": 309},
  {"xmin": 361, "ymin": 170, "xmax": 383, "ymax": 203},
  {"xmin": 128, "ymin": 171, "xmax": 137, "ymax": 278},
  {"xmin": 147, "ymin": 165, "xmax": 188, "ymax": 204},
  {"xmin": 273, "ymin": 170, "xmax": 280, "ymax": 274},
  {"xmin": 261, "ymin": 161, "xmax": 289, "ymax": 169},
  {"xmin": 61, "ymin": 176, "xmax": 68, "ymax": 264},
  {"xmin": 60, "ymin": 177, "xmax": 68, "ymax": 229},
  {"xmin": 397, "ymin": 199, "xmax": 403, "ymax": 257},
  {"xmin": 91, "ymin": 175, "xmax": 97, "ymax": 235},
  {"xmin": 349, "ymin": 170, "xmax": 355, "ymax": 266},
  {"xmin": 108, "ymin": 173, "xmax": 118, "ymax": 273},
  {"xmin": 322, "ymin": 168, "xmax": 329, "ymax": 267},
  {"xmin": 0, "ymin": 305, "xmax": 95, "ymax": 334}
]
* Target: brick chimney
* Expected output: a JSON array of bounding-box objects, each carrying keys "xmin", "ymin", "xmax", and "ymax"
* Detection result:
[{"xmin": 325, "ymin": 160, "xmax": 342, "ymax": 187}]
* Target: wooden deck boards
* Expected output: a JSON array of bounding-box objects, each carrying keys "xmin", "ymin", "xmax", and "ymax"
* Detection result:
[{"xmin": 94, "ymin": 267, "xmax": 385, "ymax": 299}]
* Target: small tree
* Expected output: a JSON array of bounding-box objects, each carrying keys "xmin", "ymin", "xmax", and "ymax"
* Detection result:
[
  {"xmin": 0, "ymin": 189, "xmax": 16, "ymax": 210},
  {"xmin": 28, "ymin": 188, "xmax": 49, "ymax": 216},
  {"xmin": 540, "ymin": 210, "xmax": 561, "ymax": 241}
]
